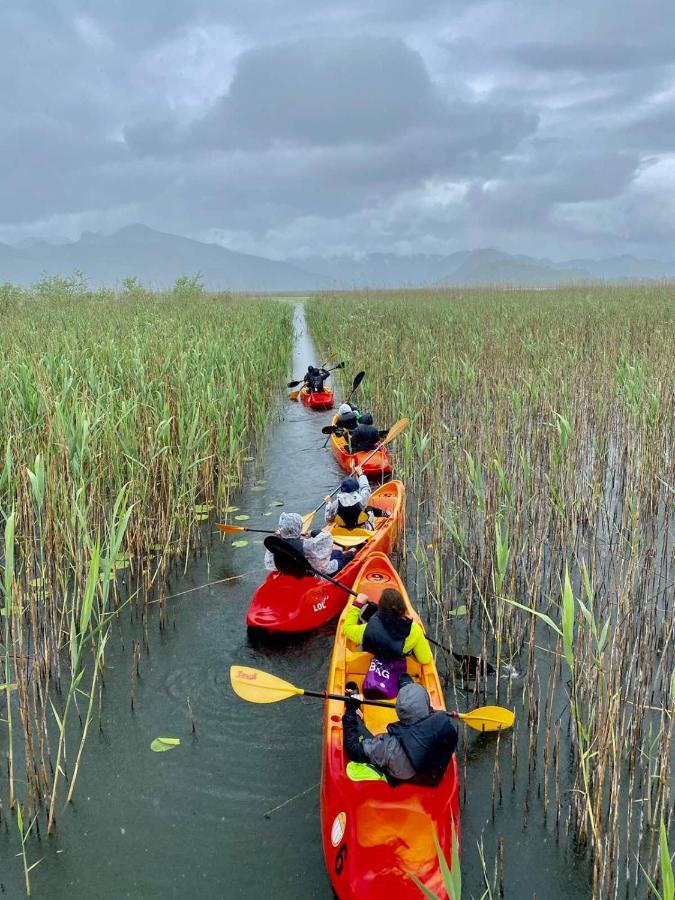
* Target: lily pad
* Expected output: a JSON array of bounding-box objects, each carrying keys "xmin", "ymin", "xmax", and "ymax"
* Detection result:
[
  {"xmin": 270, "ymin": 500, "xmax": 284, "ymax": 507},
  {"xmin": 194, "ymin": 503, "xmax": 213, "ymax": 514},
  {"xmin": 224, "ymin": 506, "xmax": 239, "ymax": 513},
  {"xmin": 254, "ymin": 480, "xmax": 267, "ymax": 485},
  {"xmin": 234, "ymin": 514, "xmax": 250, "ymax": 521},
  {"xmin": 232, "ymin": 540, "xmax": 249, "ymax": 548},
  {"xmin": 448, "ymin": 605, "xmax": 468, "ymax": 618},
  {"xmin": 251, "ymin": 485, "xmax": 266, "ymax": 492},
  {"xmin": 195, "ymin": 512, "xmax": 210, "ymax": 521},
  {"xmin": 262, "ymin": 512, "xmax": 273, "ymax": 517},
  {"xmin": 150, "ymin": 737, "xmax": 181, "ymax": 753}
]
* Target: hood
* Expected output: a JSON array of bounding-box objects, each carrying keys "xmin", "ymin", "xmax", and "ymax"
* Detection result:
[
  {"xmin": 278, "ymin": 512, "xmax": 303, "ymax": 538},
  {"xmin": 338, "ymin": 403, "xmax": 352, "ymax": 415},
  {"xmin": 359, "ymin": 413, "xmax": 374, "ymax": 425},
  {"xmin": 396, "ymin": 683, "xmax": 431, "ymax": 725},
  {"xmin": 303, "ymin": 530, "xmax": 333, "ymax": 564},
  {"xmin": 341, "ymin": 476, "xmax": 359, "ymax": 493}
]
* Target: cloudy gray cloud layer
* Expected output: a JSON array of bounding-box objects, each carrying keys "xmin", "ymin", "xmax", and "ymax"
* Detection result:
[{"xmin": 2, "ymin": 0, "xmax": 675, "ymax": 259}]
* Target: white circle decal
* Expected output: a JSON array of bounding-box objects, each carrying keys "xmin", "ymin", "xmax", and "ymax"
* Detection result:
[{"xmin": 331, "ymin": 811, "xmax": 346, "ymax": 847}]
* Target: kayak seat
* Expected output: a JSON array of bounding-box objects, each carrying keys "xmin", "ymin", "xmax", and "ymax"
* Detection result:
[{"xmin": 345, "ymin": 648, "xmax": 373, "ymax": 675}]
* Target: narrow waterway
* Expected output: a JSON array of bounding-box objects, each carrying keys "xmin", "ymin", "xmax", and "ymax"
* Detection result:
[{"xmin": 0, "ymin": 303, "xmax": 592, "ymax": 898}]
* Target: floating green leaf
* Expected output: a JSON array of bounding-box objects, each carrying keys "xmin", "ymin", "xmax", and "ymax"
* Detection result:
[
  {"xmin": 232, "ymin": 540, "xmax": 248, "ymax": 548},
  {"xmin": 270, "ymin": 501, "xmax": 284, "ymax": 507},
  {"xmin": 447, "ymin": 605, "xmax": 468, "ymax": 618},
  {"xmin": 194, "ymin": 503, "xmax": 213, "ymax": 514},
  {"xmin": 150, "ymin": 737, "xmax": 181, "ymax": 753},
  {"xmin": 251, "ymin": 485, "xmax": 266, "ymax": 492},
  {"xmin": 234, "ymin": 514, "xmax": 250, "ymax": 521},
  {"xmin": 224, "ymin": 506, "xmax": 239, "ymax": 513}
]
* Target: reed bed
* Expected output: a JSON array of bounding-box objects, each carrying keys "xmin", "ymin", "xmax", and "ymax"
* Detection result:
[
  {"xmin": 307, "ymin": 285, "xmax": 674, "ymax": 898},
  {"xmin": 0, "ymin": 281, "xmax": 292, "ymax": 853}
]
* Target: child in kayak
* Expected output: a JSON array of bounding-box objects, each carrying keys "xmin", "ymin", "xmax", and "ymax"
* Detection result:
[
  {"xmin": 325, "ymin": 471, "xmax": 374, "ymax": 530},
  {"xmin": 264, "ymin": 513, "xmax": 355, "ymax": 576},
  {"xmin": 342, "ymin": 681, "xmax": 458, "ymax": 785},
  {"xmin": 336, "ymin": 402, "xmax": 359, "ymax": 433},
  {"xmin": 342, "ymin": 589, "xmax": 432, "ymax": 698},
  {"xmin": 348, "ymin": 413, "xmax": 381, "ymax": 453}
]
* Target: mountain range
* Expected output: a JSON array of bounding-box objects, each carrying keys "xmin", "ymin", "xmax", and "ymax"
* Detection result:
[{"xmin": 1, "ymin": 225, "xmax": 673, "ymax": 291}]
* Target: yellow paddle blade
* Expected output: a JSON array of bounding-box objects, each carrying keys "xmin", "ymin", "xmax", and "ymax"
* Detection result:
[
  {"xmin": 230, "ymin": 666, "xmax": 305, "ymax": 704},
  {"xmin": 289, "ymin": 390, "xmax": 300, "ymax": 401},
  {"xmin": 217, "ymin": 523, "xmax": 245, "ymax": 534},
  {"xmin": 331, "ymin": 534, "xmax": 369, "ymax": 548},
  {"xmin": 302, "ymin": 510, "xmax": 316, "ymax": 533},
  {"xmin": 380, "ymin": 417, "xmax": 410, "ymax": 447},
  {"xmin": 458, "ymin": 705, "xmax": 515, "ymax": 733}
]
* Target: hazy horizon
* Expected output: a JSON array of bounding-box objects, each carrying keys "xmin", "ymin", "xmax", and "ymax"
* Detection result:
[{"xmin": 3, "ymin": 1, "xmax": 675, "ymax": 262}]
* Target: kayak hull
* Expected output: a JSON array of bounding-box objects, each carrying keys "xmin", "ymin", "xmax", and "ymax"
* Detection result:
[
  {"xmin": 320, "ymin": 553, "xmax": 460, "ymax": 899},
  {"xmin": 246, "ymin": 482, "xmax": 405, "ymax": 633},
  {"xmin": 329, "ymin": 416, "xmax": 392, "ymax": 478},
  {"xmin": 300, "ymin": 387, "xmax": 334, "ymax": 411}
]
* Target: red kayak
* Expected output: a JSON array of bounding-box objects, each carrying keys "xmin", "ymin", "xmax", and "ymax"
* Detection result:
[
  {"xmin": 246, "ymin": 482, "xmax": 405, "ymax": 633},
  {"xmin": 320, "ymin": 552, "xmax": 460, "ymax": 898},
  {"xmin": 300, "ymin": 386, "xmax": 334, "ymax": 411},
  {"xmin": 329, "ymin": 416, "xmax": 392, "ymax": 479}
]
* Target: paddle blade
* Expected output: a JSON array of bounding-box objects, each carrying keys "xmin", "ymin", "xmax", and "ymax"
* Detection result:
[
  {"xmin": 217, "ymin": 523, "xmax": 246, "ymax": 534},
  {"xmin": 380, "ymin": 417, "xmax": 410, "ymax": 446},
  {"xmin": 302, "ymin": 511, "xmax": 315, "ymax": 532},
  {"xmin": 287, "ymin": 380, "xmax": 301, "ymax": 388},
  {"xmin": 289, "ymin": 390, "xmax": 300, "ymax": 401},
  {"xmin": 230, "ymin": 666, "xmax": 303, "ymax": 704},
  {"xmin": 457, "ymin": 705, "xmax": 515, "ymax": 733},
  {"xmin": 321, "ymin": 425, "xmax": 336, "ymax": 435},
  {"xmin": 348, "ymin": 371, "xmax": 365, "ymax": 397}
]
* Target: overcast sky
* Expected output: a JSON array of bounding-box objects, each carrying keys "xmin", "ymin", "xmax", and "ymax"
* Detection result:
[{"xmin": 2, "ymin": 0, "xmax": 675, "ymax": 260}]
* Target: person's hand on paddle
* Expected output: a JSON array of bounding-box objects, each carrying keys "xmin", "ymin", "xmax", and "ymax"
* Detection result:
[
  {"xmin": 353, "ymin": 466, "xmax": 363, "ymax": 476},
  {"xmin": 324, "ymin": 495, "xmax": 331, "ymax": 504},
  {"xmin": 354, "ymin": 592, "xmax": 369, "ymax": 608}
]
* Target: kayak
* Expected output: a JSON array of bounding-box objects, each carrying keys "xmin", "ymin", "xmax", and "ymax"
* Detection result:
[
  {"xmin": 320, "ymin": 552, "xmax": 460, "ymax": 899},
  {"xmin": 246, "ymin": 481, "xmax": 405, "ymax": 633},
  {"xmin": 299, "ymin": 386, "xmax": 334, "ymax": 411},
  {"xmin": 329, "ymin": 416, "xmax": 392, "ymax": 479}
]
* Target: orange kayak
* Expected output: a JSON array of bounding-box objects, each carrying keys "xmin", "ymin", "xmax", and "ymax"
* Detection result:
[
  {"xmin": 320, "ymin": 552, "xmax": 460, "ymax": 898},
  {"xmin": 246, "ymin": 482, "xmax": 405, "ymax": 633},
  {"xmin": 299, "ymin": 386, "xmax": 334, "ymax": 410},
  {"xmin": 329, "ymin": 416, "xmax": 392, "ymax": 479}
]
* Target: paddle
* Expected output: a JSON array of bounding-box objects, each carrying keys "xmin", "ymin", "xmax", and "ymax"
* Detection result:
[
  {"xmin": 305, "ymin": 417, "xmax": 409, "ymax": 530},
  {"xmin": 218, "ymin": 523, "xmax": 275, "ymax": 536},
  {"xmin": 425, "ymin": 634, "xmax": 497, "ymax": 676},
  {"xmin": 230, "ymin": 666, "xmax": 515, "ymax": 732},
  {"xmin": 288, "ymin": 362, "xmax": 345, "ymax": 388}
]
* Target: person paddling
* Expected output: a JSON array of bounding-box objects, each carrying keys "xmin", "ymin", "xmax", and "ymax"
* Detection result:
[
  {"xmin": 264, "ymin": 513, "xmax": 354, "ymax": 576},
  {"xmin": 342, "ymin": 589, "xmax": 432, "ymax": 698},
  {"xmin": 349, "ymin": 412, "xmax": 380, "ymax": 454},
  {"xmin": 304, "ymin": 365, "xmax": 330, "ymax": 394},
  {"xmin": 336, "ymin": 402, "xmax": 359, "ymax": 433},
  {"xmin": 325, "ymin": 470, "xmax": 373, "ymax": 530},
  {"xmin": 342, "ymin": 680, "xmax": 458, "ymax": 785}
]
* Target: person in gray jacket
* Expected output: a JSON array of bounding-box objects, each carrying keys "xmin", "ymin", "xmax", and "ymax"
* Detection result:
[{"xmin": 342, "ymin": 680, "xmax": 458, "ymax": 785}]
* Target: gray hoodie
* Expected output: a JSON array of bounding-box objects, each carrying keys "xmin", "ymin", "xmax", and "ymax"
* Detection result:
[{"xmin": 359, "ymin": 683, "xmax": 432, "ymax": 781}]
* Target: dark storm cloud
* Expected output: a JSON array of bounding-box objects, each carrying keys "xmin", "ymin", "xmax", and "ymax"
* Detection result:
[{"xmin": 1, "ymin": 0, "xmax": 674, "ymax": 257}]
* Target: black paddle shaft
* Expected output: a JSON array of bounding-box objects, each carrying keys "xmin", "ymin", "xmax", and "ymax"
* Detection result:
[{"xmin": 302, "ymin": 689, "xmax": 395, "ymax": 709}]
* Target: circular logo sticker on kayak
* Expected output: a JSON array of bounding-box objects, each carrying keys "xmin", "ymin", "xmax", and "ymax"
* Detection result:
[{"xmin": 331, "ymin": 812, "xmax": 346, "ymax": 847}]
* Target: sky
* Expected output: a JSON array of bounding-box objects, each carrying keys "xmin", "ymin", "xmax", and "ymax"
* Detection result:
[{"xmin": 2, "ymin": 0, "xmax": 675, "ymax": 260}]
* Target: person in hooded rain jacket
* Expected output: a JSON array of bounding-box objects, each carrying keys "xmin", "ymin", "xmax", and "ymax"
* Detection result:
[
  {"xmin": 349, "ymin": 412, "xmax": 380, "ymax": 454},
  {"xmin": 304, "ymin": 365, "xmax": 330, "ymax": 393},
  {"xmin": 335, "ymin": 402, "xmax": 359, "ymax": 433},
  {"xmin": 264, "ymin": 513, "xmax": 355, "ymax": 576},
  {"xmin": 324, "ymin": 471, "xmax": 373, "ymax": 530},
  {"xmin": 342, "ymin": 681, "xmax": 458, "ymax": 784}
]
